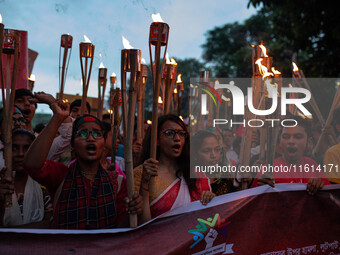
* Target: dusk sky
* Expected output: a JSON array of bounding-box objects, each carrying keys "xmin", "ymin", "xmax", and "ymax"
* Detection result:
[{"xmin": 0, "ymin": 0, "xmax": 257, "ymax": 113}]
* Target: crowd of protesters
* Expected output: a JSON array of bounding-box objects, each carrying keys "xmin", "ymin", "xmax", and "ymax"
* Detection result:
[{"xmin": 0, "ymin": 88, "xmax": 337, "ymax": 229}]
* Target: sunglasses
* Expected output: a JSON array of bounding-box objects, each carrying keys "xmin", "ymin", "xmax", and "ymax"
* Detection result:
[
  {"xmin": 160, "ymin": 129, "xmax": 187, "ymax": 139},
  {"xmin": 75, "ymin": 129, "xmax": 104, "ymax": 139}
]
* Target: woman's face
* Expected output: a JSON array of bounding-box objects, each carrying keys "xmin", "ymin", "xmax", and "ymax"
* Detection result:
[
  {"xmin": 158, "ymin": 120, "xmax": 186, "ymax": 159},
  {"xmin": 195, "ymin": 136, "xmax": 221, "ymax": 166},
  {"xmin": 73, "ymin": 122, "xmax": 105, "ymax": 162}
]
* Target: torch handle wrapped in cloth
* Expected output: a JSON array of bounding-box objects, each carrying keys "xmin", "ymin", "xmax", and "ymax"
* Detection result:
[{"xmin": 1, "ymin": 30, "xmax": 20, "ymax": 206}]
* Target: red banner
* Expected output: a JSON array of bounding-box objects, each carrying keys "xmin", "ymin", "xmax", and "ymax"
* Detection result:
[{"xmin": 0, "ymin": 184, "xmax": 339, "ymax": 255}]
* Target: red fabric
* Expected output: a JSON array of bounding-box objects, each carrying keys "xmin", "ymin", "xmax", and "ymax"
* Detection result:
[
  {"xmin": 191, "ymin": 178, "xmax": 211, "ymax": 200},
  {"xmin": 24, "ymin": 160, "xmax": 127, "ymax": 228},
  {"xmin": 151, "ymin": 178, "xmax": 211, "ymax": 218},
  {"xmin": 272, "ymin": 157, "xmax": 330, "ymax": 185},
  {"xmin": 253, "ymin": 156, "xmax": 331, "ymax": 186},
  {"xmin": 151, "ymin": 180, "xmax": 181, "ymax": 218}
]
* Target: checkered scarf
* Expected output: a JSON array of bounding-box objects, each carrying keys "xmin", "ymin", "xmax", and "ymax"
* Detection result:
[{"xmin": 54, "ymin": 162, "xmax": 118, "ymax": 229}]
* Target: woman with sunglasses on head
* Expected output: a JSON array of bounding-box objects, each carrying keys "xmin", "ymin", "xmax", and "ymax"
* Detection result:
[
  {"xmin": 135, "ymin": 114, "xmax": 215, "ymax": 222},
  {"xmin": 23, "ymin": 97, "xmax": 142, "ymax": 229}
]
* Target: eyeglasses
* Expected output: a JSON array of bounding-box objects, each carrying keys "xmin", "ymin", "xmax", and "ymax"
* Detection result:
[
  {"xmin": 13, "ymin": 118, "xmax": 25, "ymax": 125},
  {"xmin": 160, "ymin": 129, "xmax": 187, "ymax": 139},
  {"xmin": 75, "ymin": 129, "xmax": 104, "ymax": 139}
]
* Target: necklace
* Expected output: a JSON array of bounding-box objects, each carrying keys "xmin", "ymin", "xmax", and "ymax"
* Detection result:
[{"xmin": 80, "ymin": 170, "xmax": 97, "ymax": 177}]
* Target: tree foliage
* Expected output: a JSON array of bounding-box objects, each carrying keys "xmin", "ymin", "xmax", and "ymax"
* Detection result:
[
  {"xmin": 201, "ymin": 1, "xmax": 340, "ymax": 117},
  {"xmin": 203, "ymin": 1, "xmax": 340, "ymax": 78}
]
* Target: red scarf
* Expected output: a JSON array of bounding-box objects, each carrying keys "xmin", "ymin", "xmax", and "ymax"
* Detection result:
[{"xmin": 54, "ymin": 162, "xmax": 118, "ymax": 229}]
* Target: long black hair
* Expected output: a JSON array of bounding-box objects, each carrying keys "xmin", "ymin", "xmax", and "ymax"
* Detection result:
[{"xmin": 138, "ymin": 114, "xmax": 197, "ymax": 193}]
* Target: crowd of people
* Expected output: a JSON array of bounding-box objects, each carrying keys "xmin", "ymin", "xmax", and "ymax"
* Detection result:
[{"xmin": 0, "ymin": 88, "xmax": 338, "ymax": 229}]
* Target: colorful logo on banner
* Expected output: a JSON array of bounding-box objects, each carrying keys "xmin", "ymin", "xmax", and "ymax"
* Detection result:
[{"xmin": 188, "ymin": 213, "xmax": 234, "ymax": 255}]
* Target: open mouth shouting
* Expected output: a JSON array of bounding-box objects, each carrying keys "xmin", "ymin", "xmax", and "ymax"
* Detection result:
[
  {"xmin": 172, "ymin": 143, "xmax": 182, "ymax": 154},
  {"xmin": 86, "ymin": 143, "xmax": 97, "ymax": 155},
  {"xmin": 286, "ymin": 147, "xmax": 298, "ymax": 157},
  {"xmin": 21, "ymin": 109, "xmax": 31, "ymax": 118}
]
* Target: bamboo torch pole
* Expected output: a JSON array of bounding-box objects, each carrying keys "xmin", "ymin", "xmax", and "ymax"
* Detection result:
[
  {"xmin": 110, "ymin": 72, "xmax": 117, "ymax": 114},
  {"xmin": 1, "ymin": 29, "xmax": 20, "ymax": 206},
  {"xmin": 313, "ymin": 84, "xmax": 340, "ymax": 156},
  {"xmin": 110, "ymin": 73, "xmax": 117, "ymax": 166},
  {"xmin": 199, "ymin": 71, "xmax": 211, "ymax": 129},
  {"xmin": 141, "ymin": 65, "xmax": 148, "ymax": 139},
  {"xmin": 79, "ymin": 35, "xmax": 95, "ymax": 115},
  {"xmin": 137, "ymin": 64, "xmax": 148, "ymax": 142},
  {"xmin": 240, "ymin": 44, "xmax": 262, "ymax": 189},
  {"xmin": 111, "ymin": 87, "xmax": 120, "ymax": 171},
  {"xmin": 163, "ymin": 59, "xmax": 177, "ymax": 115},
  {"xmin": 149, "ymin": 15, "xmax": 169, "ymax": 194},
  {"xmin": 97, "ymin": 62, "xmax": 107, "ymax": 120},
  {"xmin": 258, "ymin": 57, "xmax": 272, "ymax": 161},
  {"xmin": 176, "ymin": 74, "xmax": 184, "ymax": 116},
  {"xmin": 59, "ymin": 34, "xmax": 73, "ymax": 100},
  {"xmin": 121, "ymin": 46, "xmax": 141, "ymax": 228},
  {"xmin": 292, "ymin": 62, "xmax": 325, "ymax": 125}
]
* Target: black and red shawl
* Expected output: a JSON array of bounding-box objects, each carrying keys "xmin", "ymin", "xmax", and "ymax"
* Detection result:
[{"xmin": 54, "ymin": 162, "xmax": 118, "ymax": 229}]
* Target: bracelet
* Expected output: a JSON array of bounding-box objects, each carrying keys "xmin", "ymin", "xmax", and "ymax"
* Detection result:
[{"xmin": 49, "ymin": 99, "xmax": 59, "ymax": 109}]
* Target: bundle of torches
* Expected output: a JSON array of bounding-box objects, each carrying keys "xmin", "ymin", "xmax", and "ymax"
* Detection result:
[
  {"xmin": 62, "ymin": 13, "xmax": 183, "ymax": 227},
  {"xmin": 1, "ymin": 12, "xmax": 340, "ymax": 225}
]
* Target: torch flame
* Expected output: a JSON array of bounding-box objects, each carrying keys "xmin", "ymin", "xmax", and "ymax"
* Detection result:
[
  {"xmin": 176, "ymin": 74, "xmax": 182, "ymax": 83},
  {"xmin": 152, "ymin": 13, "xmax": 164, "ymax": 22},
  {"xmin": 297, "ymin": 111, "xmax": 312, "ymax": 119},
  {"xmin": 147, "ymin": 120, "xmax": 152, "ymax": 125},
  {"xmin": 292, "ymin": 62, "xmax": 299, "ymax": 72},
  {"xmin": 259, "ymin": 43, "xmax": 269, "ymax": 57},
  {"xmin": 122, "ymin": 35, "xmax": 133, "ymax": 49},
  {"xmin": 271, "ymin": 67, "xmax": 281, "ymax": 75},
  {"xmin": 165, "ymin": 53, "xmax": 177, "ymax": 65},
  {"xmin": 221, "ymin": 95, "xmax": 230, "ymax": 102},
  {"xmin": 174, "ymin": 88, "xmax": 178, "ymax": 94},
  {"xmin": 99, "ymin": 62, "xmax": 105, "ymax": 68},
  {"xmin": 255, "ymin": 58, "xmax": 273, "ymax": 79},
  {"xmin": 0, "ymin": 14, "xmax": 2, "ymax": 24},
  {"xmin": 111, "ymin": 72, "xmax": 116, "ymax": 77},
  {"xmin": 264, "ymin": 79, "xmax": 279, "ymax": 98},
  {"xmin": 28, "ymin": 74, "xmax": 35, "ymax": 81},
  {"xmin": 165, "ymin": 52, "xmax": 170, "ymax": 63},
  {"xmin": 170, "ymin": 58, "xmax": 177, "ymax": 65},
  {"xmin": 179, "ymin": 116, "xmax": 183, "ymax": 121},
  {"xmin": 83, "ymin": 35, "xmax": 91, "ymax": 43},
  {"xmin": 158, "ymin": 96, "xmax": 163, "ymax": 104},
  {"xmin": 141, "ymin": 58, "xmax": 146, "ymax": 64}
]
